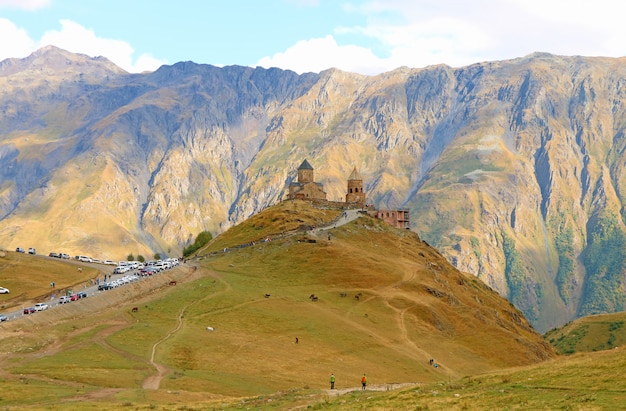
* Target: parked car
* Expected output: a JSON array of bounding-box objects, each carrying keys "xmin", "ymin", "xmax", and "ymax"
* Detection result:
[
  {"xmin": 77, "ymin": 292, "xmax": 88, "ymax": 299},
  {"xmin": 0, "ymin": 287, "xmax": 9, "ymax": 294},
  {"xmin": 60, "ymin": 253, "xmax": 70, "ymax": 259},
  {"xmin": 0, "ymin": 313, "xmax": 7, "ymax": 322},
  {"xmin": 49, "ymin": 252, "xmax": 60, "ymax": 258},
  {"xmin": 59, "ymin": 296, "xmax": 71, "ymax": 304},
  {"xmin": 114, "ymin": 266, "xmax": 130, "ymax": 274},
  {"xmin": 70, "ymin": 294, "xmax": 80, "ymax": 301},
  {"xmin": 140, "ymin": 267, "xmax": 157, "ymax": 276},
  {"xmin": 34, "ymin": 303, "xmax": 48, "ymax": 311},
  {"xmin": 16, "ymin": 247, "xmax": 25, "ymax": 253},
  {"xmin": 28, "ymin": 247, "xmax": 36, "ymax": 255},
  {"xmin": 23, "ymin": 307, "xmax": 36, "ymax": 314},
  {"xmin": 98, "ymin": 284, "xmax": 113, "ymax": 291}
]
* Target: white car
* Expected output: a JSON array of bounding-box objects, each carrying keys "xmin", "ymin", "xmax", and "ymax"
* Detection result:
[
  {"xmin": 34, "ymin": 303, "xmax": 49, "ymax": 311},
  {"xmin": 0, "ymin": 287, "xmax": 9, "ymax": 294}
]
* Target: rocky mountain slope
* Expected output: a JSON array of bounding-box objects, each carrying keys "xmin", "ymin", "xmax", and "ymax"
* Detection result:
[{"xmin": 2, "ymin": 47, "xmax": 626, "ymax": 331}]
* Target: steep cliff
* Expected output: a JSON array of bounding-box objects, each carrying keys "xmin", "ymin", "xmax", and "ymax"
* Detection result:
[{"xmin": 2, "ymin": 47, "xmax": 626, "ymax": 331}]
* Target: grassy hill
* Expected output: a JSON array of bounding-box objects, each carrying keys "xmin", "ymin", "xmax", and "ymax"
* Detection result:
[
  {"xmin": 0, "ymin": 200, "xmax": 561, "ymax": 409},
  {"xmin": 544, "ymin": 312, "xmax": 626, "ymax": 355},
  {"xmin": 0, "ymin": 250, "xmax": 102, "ymax": 311}
]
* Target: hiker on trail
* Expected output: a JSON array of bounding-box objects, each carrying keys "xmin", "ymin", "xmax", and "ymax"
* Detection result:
[
  {"xmin": 330, "ymin": 373, "xmax": 335, "ymax": 389},
  {"xmin": 361, "ymin": 374, "xmax": 367, "ymax": 390},
  {"xmin": 295, "ymin": 337, "xmax": 299, "ymax": 344}
]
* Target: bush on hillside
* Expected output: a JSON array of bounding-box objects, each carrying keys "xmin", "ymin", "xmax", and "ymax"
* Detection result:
[
  {"xmin": 183, "ymin": 231, "xmax": 213, "ymax": 257},
  {"xmin": 579, "ymin": 214, "xmax": 626, "ymax": 317}
]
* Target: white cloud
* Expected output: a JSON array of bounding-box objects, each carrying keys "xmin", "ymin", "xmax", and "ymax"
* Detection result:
[
  {"xmin": 258, "ymin": 0, "xmax": 626, "ymax": 75},
  {"xmin": 0, "ymin": 18, "xmax": 165, "ymax": 72},
  {"xmin": 256, "ymin": 35, "xmax": 386, "ymax": 75},
  {"xmin": 38, "ymin": 20, "xmax": 166, "ymax": 72},
  {"xmin": 0, "ymin": 0, "xmax": 50, "ymax": 10},
  {"xmin": 0, "ymin": 18, "xmax": 36, "ymax": 60}
]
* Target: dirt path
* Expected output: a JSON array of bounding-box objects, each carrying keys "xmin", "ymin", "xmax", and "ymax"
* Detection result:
[
  {"xmin": 141, "ymin": 313, "xmax": 181, "ymax": 389},
  {"xmin": 324, "ymin": 382, "xmax": 420, "ymax": 396},
  {"xmin": 141, "ymin": 266, "xmax": 229, "ymax": 389},
  {"xmin": 315, "ymin": 209, "xmax": 362, "ymax": 232}
]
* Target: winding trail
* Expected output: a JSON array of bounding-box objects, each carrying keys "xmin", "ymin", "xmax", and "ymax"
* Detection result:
[
  {"xmin": 315, "ymin": 209, "xmax": 362, "ymax": 232},
  {"xmin": 141, "ymin": 267, "xmax": 230, "ymax": 389}
]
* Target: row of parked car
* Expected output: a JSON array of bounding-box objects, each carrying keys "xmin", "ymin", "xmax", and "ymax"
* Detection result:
[
  {"xmin": 23, "ymin": 292, "xmax": 88, "ymax": 315},
  {"xmin": 59, "ymin": 292, "xmax": 88, "ymax": 303},
  {"xmin": 1, "ymin": 253, "xmax": 182, "ymax": 322},
  {"xmin": 48, "ymin": 252, "xmax": 71, "ymax": 259},
  {"xmin": 16, "ymin": 247, "xmax": 36, "ymax": 254},
  {"xmin": 22, "ymin": 302, "xmax": 50, "ymax": 314},
  {"xmin": 114, "ymin": 259, "xmax": 180, "ymax": 275}
]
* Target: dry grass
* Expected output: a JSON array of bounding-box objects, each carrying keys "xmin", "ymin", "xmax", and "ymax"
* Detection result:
[
  {"xmin": 0, "ymin": 201, "xmax": 577, "ymax": 410},
  {"xmin": 0, "ymin": 251, "xmax": 100, "ymax": 310}
]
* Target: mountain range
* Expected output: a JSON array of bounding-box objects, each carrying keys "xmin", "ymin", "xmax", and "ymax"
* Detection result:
[{"xmin": 3, "ymin": 46, "xmax": 626, "ymax": 332}]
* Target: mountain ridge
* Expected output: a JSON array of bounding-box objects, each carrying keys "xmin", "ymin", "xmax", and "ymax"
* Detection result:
[{"xmin": 3, "ymin": 47, "xmax": 626, "ymax": 331}]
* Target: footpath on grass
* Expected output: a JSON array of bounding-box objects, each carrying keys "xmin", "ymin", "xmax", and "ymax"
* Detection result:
[{"xmin": 324, "ymin": 382, "xmax": 420, "ymax": 396}]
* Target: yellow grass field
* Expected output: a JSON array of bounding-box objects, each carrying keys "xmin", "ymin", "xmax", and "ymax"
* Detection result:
[{"xmin": 0, "ymin": 201, "xmax": 624, "ymax": 410}]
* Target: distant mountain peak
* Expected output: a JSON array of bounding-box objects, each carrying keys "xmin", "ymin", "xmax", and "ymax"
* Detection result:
[{"xmin": 0, "ymin": 45, "xmax": 126, "ymax": 77}]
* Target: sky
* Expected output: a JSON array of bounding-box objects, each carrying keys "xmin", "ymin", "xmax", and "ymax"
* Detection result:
[{"xmin": 0, "ymin": 0, "xmax": 625, "ymax": 75}]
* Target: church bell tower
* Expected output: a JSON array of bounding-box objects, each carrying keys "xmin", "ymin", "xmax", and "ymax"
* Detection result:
[{"xmin": 345, "ymin": 167, "xmax": 365, "ymax": 205}]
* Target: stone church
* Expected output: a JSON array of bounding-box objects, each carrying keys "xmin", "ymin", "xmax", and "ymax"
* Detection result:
[
  {"xmin": 287, "ymin": 159, "xmax": 327, "ymax": 201},
  {"xmin": 345, "ymin": 166, "xmax": 365, "ymax": 205},
  {"xmin": 286, "ymin": 159, "xmax": 409, "ymax": 229}
]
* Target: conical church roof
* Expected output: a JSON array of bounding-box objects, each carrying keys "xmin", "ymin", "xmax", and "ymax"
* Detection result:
[
  {"xmin": 348, "ymin": 166, "xmax": 362, "ymax": 181},
  {"xmin": 298, "ymin": 159, "xmax": 314, "ymax": 170}
]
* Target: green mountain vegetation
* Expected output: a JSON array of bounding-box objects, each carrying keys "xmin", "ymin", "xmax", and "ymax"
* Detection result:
[
  {"xmin": 544, "ymin": 311, "xmax": 626, "ymax": 356},
  {"xmin": 579, "ymin": 214, "xmax": 626, "ymax": 317}
]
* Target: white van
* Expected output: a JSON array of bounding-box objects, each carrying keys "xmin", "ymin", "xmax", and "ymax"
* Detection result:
[{"xmin": 114, "ymin": 265, "xmax": 130, "ymax": 274}]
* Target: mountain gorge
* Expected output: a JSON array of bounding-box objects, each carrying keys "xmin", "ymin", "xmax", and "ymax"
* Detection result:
[{"xmin": 2, "ymin": 47, "xmax": 626, "ymax": 332}]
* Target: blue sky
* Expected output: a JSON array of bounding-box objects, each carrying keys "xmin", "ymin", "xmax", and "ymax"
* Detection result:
[{"xmin": 1, "ymin": 0, "xmax": 625, "ymax": 74}]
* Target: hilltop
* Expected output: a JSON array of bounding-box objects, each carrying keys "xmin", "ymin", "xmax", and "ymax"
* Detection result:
[
  {"xmin": 0, "ymin": 200, "xmax": 554, "ymax": 409},
  {"xmin": 544, "ymin": 311, "xmax": 626, "ymax": 355}
]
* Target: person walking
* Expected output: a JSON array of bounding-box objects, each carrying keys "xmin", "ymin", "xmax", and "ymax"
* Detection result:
[
  {"xmin": 330, "ymin": 373, "xmax": 335, "ymax": 389},
  {"xmin": 361, "ymin": 373, "xmax": 367, "ymax": 390}
]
